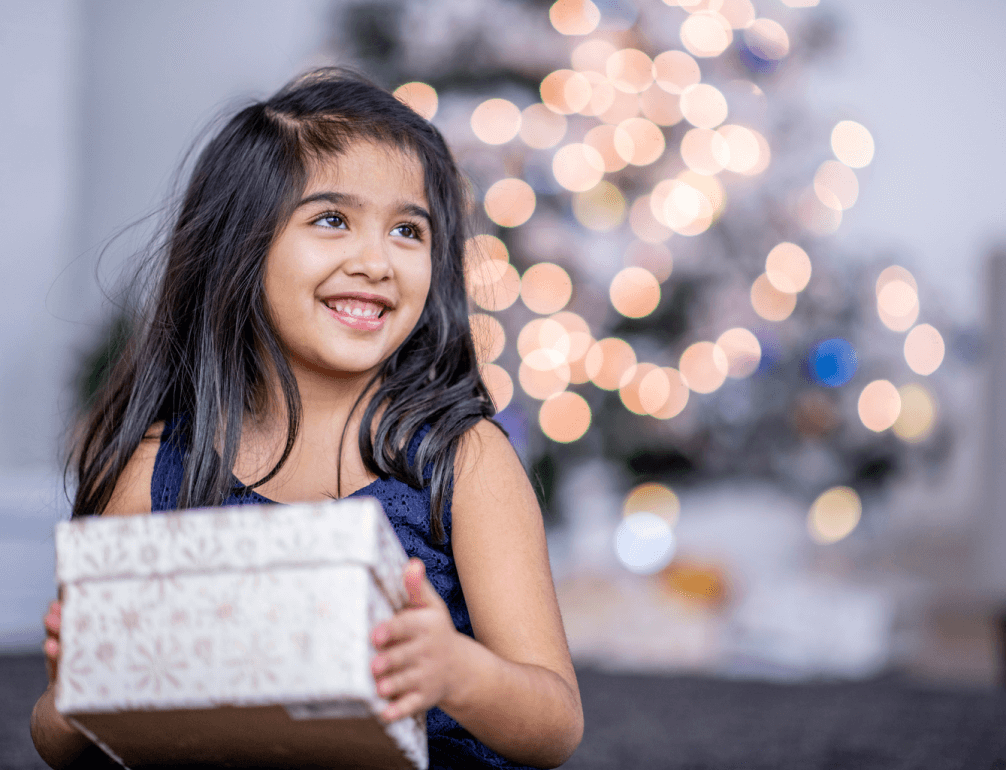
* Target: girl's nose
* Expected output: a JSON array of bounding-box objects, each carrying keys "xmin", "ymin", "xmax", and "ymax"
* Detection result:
[{"xmin": 344, "ymin": 233, "xmax": 393, "ymax": 280}]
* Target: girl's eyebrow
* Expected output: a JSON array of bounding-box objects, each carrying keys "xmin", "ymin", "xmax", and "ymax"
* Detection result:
[{"xmin": 296, "ymin": 191, "xmax": 432, "ymax": 226}]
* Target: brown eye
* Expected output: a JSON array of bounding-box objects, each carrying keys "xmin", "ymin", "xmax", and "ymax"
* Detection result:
[
  {"xmin": 393, "ymin": 223, "xmax": 422, "ymax": 239},
  {"xmin": 314, "ymin": 212, "xmax": 346, "ymax": 229}
]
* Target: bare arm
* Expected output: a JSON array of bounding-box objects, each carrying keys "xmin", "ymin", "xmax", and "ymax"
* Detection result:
[
  {"xmin": 370, "ymin": 420, "xmax": 582, "ymax": 767},
  {"xmin": 30, "ymin": 427, "xmax": 159, "ymax": 769}
]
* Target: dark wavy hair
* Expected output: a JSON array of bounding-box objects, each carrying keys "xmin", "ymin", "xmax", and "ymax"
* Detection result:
[{"xmin": 71, "ymin": 68, "xmax": 495, "ymax": 542}]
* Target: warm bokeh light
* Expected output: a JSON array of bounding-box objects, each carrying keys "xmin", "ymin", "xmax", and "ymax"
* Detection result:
[
  {"xmin": 520, "ymin": 262, "xmax": 573, "ymax": 315},
  {"xmin": 552, "ymin": 142, "xmax": 606, "ymax": 191},
  {"xmin": 648, "ymin": 367, "xmax": 690, "ymax": 418},
  {"xmin": 614, "ymin": 117, "xmax": 666, "ymax": 166},
  {"xmin": 876, "ymin": 279, "xmax": 919, "ymax": 332},
  {"xmin": 653, "ymin": 178, "xmax": 714, "ymax": 235},
  {"xmin": 583, "ymin": 124, "xmax": 629, "ymax": 173},
  {"xmin": 765, "ymin": 242, "xmax": 812, "ymax": 293},
  {"xmin": 781, "ymin": 0, "xmax": 819, "ymax": 6},
  {"xmin": 392, "ymin": 82, "xmax": 438, "ymax": 120},
  {"xmin": 876, "ymin": 265, "xmax": 918, "ymax": 295},
  {"xmin": 571, "ymin": 39, "xmax": 617, "ymax": 73},
  {"xmin": 680, "ymin": 83, "xmax": 728, "ymax": 129},
  {"xmin": 679, "ymin": 341, "xmax": 728, "ymax": 394},
  {"xmin": 549, "ymin": 0, "xmax": 601, "ymax": 35},
  {"xmin": 629, "ymin": 195, "xmax": 673, "ymax": 244},
  {"xmin": 796, "ymin": 187, "xmax": 842, "ymax": 235},
  {"xmin": 719, "ymin": 0, "xmax": 756, "ymax": 29},
  {"xmin": 519, "ymin": 103, "xmax": 568, "ymax": 149},
  {"xmin": 519, "ymin": 317, "xmax": 569, "ymax": 365},
  {"xmin": 551, "ymin": 311, "xmax": 592, "ymax": 363},
  {"xmin": 716, "ymin": 124, "xmax": 760, "ymax": 173},
  {"xmin": 598, "ymin": 88, "xmax": 641, "ymax": 125},
  {"xmin": 680, "ymin": 11, "xmax": 733, "ymax": 58},
  {"xmin": 680, "ymin": 127, "xmax": 730, "ymax": 175},
  {"xmin": 858, "ymin": 379, "xmax": 901, "ymax": 432},
  {"xmin": 904, "ymin": 324, "xmax": 945, "ymax": 376},
  {"xmin": 577, "ymin": 72, "xmax": 615, "ymax": 117},
  {"xmin": 639, "ymin": 85, "xmax": 682, "ymax": 126},
  {"xmin": 469, "ymin": 313, "xmax": 505, "ymax": 364},
  {"xmin": 623, "ymin": 482, "xmax": 680, "ymax": 525},
  {"xmin": 469, "ymin": 259, "xmax": 521, "ymax": 311},
  {"xmin": 484, "ymin": 178, "xmax": 536, "ymax": 227},
  {"xmin": 743, "ymin": 18, "xmax": 790, "ymax": 60},
  {"xmin": 610, "ymin": 267, "xmax": 661, "ymax": 318},
  {"xmin": 625, "ymin": 241, "xmax": 674, "ymax": 282},
  {"xmin": 677, "ymin": 170, "xmax": 725, "ymax": 218},
  {"xmin": 750, "ymin": 273, "xmax": 797, "ymax": 321},
  {"xmin": 893, "ymin": 384, "xmax": 937, "ymax": 443},
  {"xmin": 464, "ymin": 233, "xmax": 509, "ymax": 265},
  {"xmin": 813, "ymin": 160, "xmax": 859, "ymax": 211},
  {"xmin": 541, "ymin": 69, "xmax": 592, "ymax": 115},
  {"xmin": 471, "ymin": 98, "xmax": 522, "ymax": 145},
  {"xmin": 479, "ymin": 362, "xmax": 514, "ymax": 411},
  {"xmin": 615, "ymin": 511, "xmax": 676, "ymax": 574},
  {"xmin": 620, "ymin": 362, "xmax": 660, "ymax": 414},
  {"xmin": 519, "ymin": 354, "xmax": 571, "ymax": 400},
  {"xmin": 716, "ymin": 327, "xmax": 761, "ymax": 378},
  {"xmin": 607, "ymin": 49, "xmax": 655, "ymax": 94},
  {"xmin": 573, "ymin": 180, "xmax": 627, "ymax": 231},
  {"xmin": 807, "ymin": 487, "xmax": 861, "ymax": 544},
  {"xmin": 653, "ymin": 50, "xmax": 701, "ymax": 94},
  {"xmin": 586, "ymin": 337, "xmax": 637, "ymax": 390},
  {"xmin": 539, "ymin": 391, "xmax": 592, "ymax": 442},
  {"xmin": 831, "ymin": 120, "xmax": 875, "ymax": 168}
]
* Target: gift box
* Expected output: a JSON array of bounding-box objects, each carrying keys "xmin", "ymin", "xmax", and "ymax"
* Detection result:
[{"xmin": 54, "ymin": 498, "xmax": 428, "ymax": 769}]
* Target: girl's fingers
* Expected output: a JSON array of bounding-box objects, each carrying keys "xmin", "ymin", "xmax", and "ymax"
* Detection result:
[
  {"xmin": 381, "ymin": 691, "xmax": 426, "ymax": 724},
  {"xmin": 371, "ymin": 638, "xmax": 422, "ymax": 677}
]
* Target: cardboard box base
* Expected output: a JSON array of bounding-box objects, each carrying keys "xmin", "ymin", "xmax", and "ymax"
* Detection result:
[{"xmin": 73, "ymin": 705, "xmax": 417, "ymax": 769}]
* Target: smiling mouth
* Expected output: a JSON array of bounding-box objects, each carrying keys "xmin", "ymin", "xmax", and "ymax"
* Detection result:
[{"xmin": 324, "ymin": 298, "xmax": 388, "ymax": 319}]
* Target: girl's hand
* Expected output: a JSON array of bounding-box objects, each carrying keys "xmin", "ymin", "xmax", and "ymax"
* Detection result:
[
  {"xmin": 370, "ymin": 558, "xmax": 461, "ymax": 723},
  {"xmin": 43, "ymin": 599, "xmax": 61, "ymax": 685}
]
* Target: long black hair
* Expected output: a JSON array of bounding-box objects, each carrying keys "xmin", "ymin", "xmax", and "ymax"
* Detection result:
[{"xmin": 72, "ymin": 68, "xmax": 495, "ymax": 542}]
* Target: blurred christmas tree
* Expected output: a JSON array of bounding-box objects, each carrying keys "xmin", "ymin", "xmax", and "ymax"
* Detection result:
[{"xmin": 336, "ymin": 0, "xmax": 961, "ymax": 539}]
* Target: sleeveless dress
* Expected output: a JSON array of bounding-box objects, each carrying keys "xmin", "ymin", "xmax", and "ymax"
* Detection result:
[{"xmin": 151, "ymin": 415, "xmax": 537, "ymax": 770}]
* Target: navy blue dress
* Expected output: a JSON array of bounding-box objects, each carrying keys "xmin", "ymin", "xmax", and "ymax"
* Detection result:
[{"xmin": 151, "ymin": 414, "xmax": 537, "ymax": 770}]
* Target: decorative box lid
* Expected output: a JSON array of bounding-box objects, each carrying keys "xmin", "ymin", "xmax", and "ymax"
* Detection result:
[{"xmin": 55, "ymin": 497, "xmax": 409, "ymax": 608}]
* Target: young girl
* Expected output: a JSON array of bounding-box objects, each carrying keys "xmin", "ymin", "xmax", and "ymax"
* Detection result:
[{"xmin": 31, "ymin": 68, "xmax": 583, "ymax": 770}]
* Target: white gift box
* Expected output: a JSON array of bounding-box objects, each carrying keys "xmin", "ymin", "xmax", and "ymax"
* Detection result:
[{"xmin": 54, "ymin": 498, "xmax": 428, "ymax": 769}]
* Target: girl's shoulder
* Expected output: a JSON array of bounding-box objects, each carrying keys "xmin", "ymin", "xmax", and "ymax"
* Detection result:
[{"xmin": 103, "ymin": 422, "xmax": 164, "ymax": 517}]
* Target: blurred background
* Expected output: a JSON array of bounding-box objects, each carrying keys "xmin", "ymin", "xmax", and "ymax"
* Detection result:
[{"xmin": 2, "ymin": 0, "xmax": 1004, "ymax": 689}]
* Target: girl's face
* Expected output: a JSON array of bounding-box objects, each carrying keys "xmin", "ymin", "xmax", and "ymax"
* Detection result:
[{"xmin": 264, "ymin": 140, "xmax": 433, "ymax": 384}]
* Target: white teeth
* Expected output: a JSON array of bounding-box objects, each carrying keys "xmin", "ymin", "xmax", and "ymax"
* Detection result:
[{"xmin": 328, "ymin": 299, "xmax": 382, "ymax": 318}]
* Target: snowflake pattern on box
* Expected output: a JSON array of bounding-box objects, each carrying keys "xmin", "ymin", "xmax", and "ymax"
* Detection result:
[{"xmin": 54, "ymin": 498, "xmax": 426, "ymax": 769}]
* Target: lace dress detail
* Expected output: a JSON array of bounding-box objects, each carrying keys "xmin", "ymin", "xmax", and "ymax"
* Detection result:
[{"xmin": 150, "ymin": 414, "xmax": 536, "ymax": 770}]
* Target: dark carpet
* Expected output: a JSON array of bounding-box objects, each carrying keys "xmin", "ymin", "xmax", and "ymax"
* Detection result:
[{"xmin": 4, "ymin": 653, "xmax": 1006, "ymax": 769}]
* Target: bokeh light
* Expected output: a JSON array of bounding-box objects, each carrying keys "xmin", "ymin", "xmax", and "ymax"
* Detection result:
[
  {"xmin": 904, "ymin": 324, "xmax": 945, "ymax": 376},
  {"xmin": 639, "ymin": 85, "xmax": 683, "ymax": 126},
  {"xmin": 719, "ymin": 0, "xmax": 756, "ymax": 29},
  {"xmin": 809, "ymin": 338, "xmax": 857, "ymax": 388},
  {"xmin": 614, "ymin": 117, "xmax": 666, "ymax": 166},
  {"xmin": 584, "ymin": 124, "xmax": 629, "ymax": 173},
  {"xmin": 750, "ymin": 273, "xmax": 797, "ymax": 322},
  {"xmin": 680, "ymin": 127, "xmax": 730, "ymax": 175},
  {"xmin": 610, "ymin": 267, "xmax": 661, "ymax": 318},
  {"xmin": 782, "ymin": 0, "xmax": 819, "ymax": 6},
  {"xmin": 541, "ymin": 69, "xmax": 592, "ymax": 114},
  {"xmin": 465, "ymin": 233, "xmax": 509, "ymax": 265},
  {"xmin": 716, "ymin": 327, "xmax": 761, "ymax": 378},
  {"xmin": 679, "ymin": 341, "xmax": 728, "ymax": 394},
  {"xmin": 743, "ymin": 18, "xmax": 790, "ymax": 61},
  {"xmin": 765, "ymin": 242, "xmax": 812, "ymax": 293},
  {"xmin": 625, "ymin": 241, "xmax": 674, "ymax": 282},
  {"xmin": 571, "ymin": 39, "xmax": 617, "ymax": 73},
  {"xmin": 469, "ymin": 313, "xmax": 505, "ymax": 364},
  {"xmin": 831, "ymin": 120, "xmax": 875, "ymax": 168},
  {"xmin": 479, "ymin": 362, "xmax": 514, "ymax": 411},
  {"xmin": 573, "ymin": 180, "xmax": 627, "ymax": 231},
  {"xmin": 392, "ymin": 82, "xmax": 438, "ymax": 120},
  {"xmin": 586, "ymin": 337, "xmax": 637, "ymax": 390},
  {"xmin": 893, "ymin": 384, "xmax": 937, "ymax": 443},
  {"xmin": 552, "ymin": 142, "xmax": 606, "ymax": 191},
  {"xmin": 620, "ymin": 362, "xmax": 660, "ymax": 414},
  {"xmin": 680, "ymin": 11, "xmax": 733, "ymax": 58},
  {"xmin": 539, "ymin": 391, "xmax": 592, "ymax": 442},
  {"xmin": 629, "ymin": 196, "xmax": 673, "ymax": 244},
  {"xmin": 796, "ymin": 187, "xmax": 842, "ymax": 235},
  {"xmin": 716, "ymin": 124, "xmax": 760, "ymax": 173},
  {"xmin": 858, "ymin": 379, "xmax": 901, "ymax": 432},
  {"xmin": 519, "ymin": 103, "xmax": 568, "ymax": 149},
  {"xmin": 607, "ymin": 48, "xmax": 655, "ymax": 93},
  {"xmin": 813, "ymin": 160, "xmax": 859, "ymax": 211},
  {"xmin": 807, "ymin": 486, "xmax": 861, "ymax": 544},
  {"xmin": 549, "ymin": 0, "xmax": 601, "ymax": 35},
  {"xmin": 484, "ymin": 178, "xmax": 536, "ymax": 228},
  {"xmin": 615, "ymin": 512, "xmax": 676, "ymax": 574},
  {"xmin": 471, "ymin": 98, "xmax": 522, "ymax": 145},
  {"xmin": 623, "ymin": 482, "xmax": 681, "ymax": 525},
  {"xmin": 519, "ymin": 353, "xmax": 571, "ymax": 399},
  {"xmin": 680, "ymin": 83, "xmax": 728, "ymax": 129},
  {"xmin": 469, "ymin": 258, "xmax": 521, "ymax": 311},
  {"xmin": 876, "ymin": 274, "xmax": 919, "ymax": 332},
  {"xmin": 648, "ymin": 367, "xmax": 690, "ymax": 418},
  {"xmin": 653, "ymin": 50, "xmax": 701, "ymax": 94},
  {"xmin": 677, "ymin": 171, "xmax": 725, "ymax": 218},
  {"xmin": 521, "ymin": 262, "xmax": 573, "ymax": 315}
]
